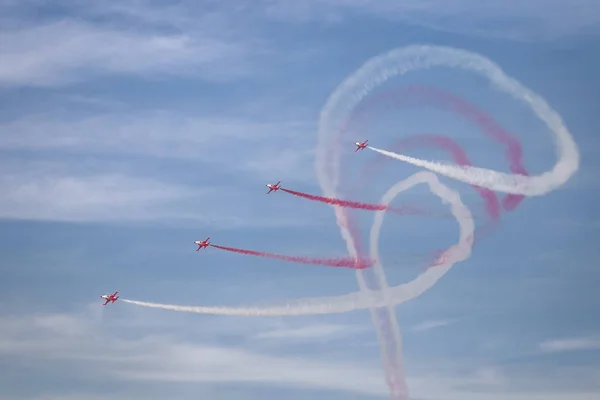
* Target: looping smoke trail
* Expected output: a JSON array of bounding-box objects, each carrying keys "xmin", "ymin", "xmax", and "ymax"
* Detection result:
[
  {"xmin": 336, "ymin": 85, "xmax": 528, "ymax": 395},
  {"xmin": 280, "ymin": 187, "xmax": 429, "ymax": 216},
  {"xmin": 209, "ymin": 244, "xmax": 374, "ymax": 269},
  {"xmin": 122, "ymin": 171, "xmax": 474, "ymax": 316},
  {"xmin": 333, "ymin": 46, "xmax": 579, "ymax": 196},
  {"xmin": 316, "ymin": 45, "xmax": 578, "ymax": 399}
]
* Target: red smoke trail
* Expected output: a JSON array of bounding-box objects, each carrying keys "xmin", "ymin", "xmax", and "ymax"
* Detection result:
[
  {"xmin": 280, "ymin": 187, "xmax": 430, "ymax": 216},
  {"xmin": 350, "ymin": 134, "xmax": 499, "ymax": 224},
  {"xmin": 209, "ymin": 244, "xmax": 374, "ymax": 269}
]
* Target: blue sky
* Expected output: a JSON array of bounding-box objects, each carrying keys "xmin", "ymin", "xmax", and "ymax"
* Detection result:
[{"xmin": 1, "ymin": 1, "xmax": 599, "ymax": 399}]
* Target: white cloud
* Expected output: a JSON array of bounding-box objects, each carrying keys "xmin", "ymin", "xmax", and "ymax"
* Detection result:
[
  {"xmin": 0, "ymin": 109, "xmax": 318, "ymax": 224},
  {"xmin": 0, "ymin": 309, "xmax": 388, "ymax": 397},
  {"xmin": 411, "ymin": 318, "xmax": 456, "ymax": 332},
  {"xmin": 412, "ymin": 391, "xmax": 600, "ymax": 400},
  {"xmin": 0, "ymin": 2, "xmax": 257, "ymax": 87},
  {"xmin": 0, "ymin": 170, "xmax": 201, "ymax": 223},
  {"xmin": 539, "ymin": 336, "xmax": 600, "ymax": 353},
  {"xmin": 2, "ymin": 308, "xmax": 600, "ymax": 400},
  {"xmin": 0, "ymin": 111, "xmax": 313, "ymax": 169},
  {"xmin": 2, "ymin": 0, "xmax": 596, "ymax": 89},
  {"xmin": 117, "ymin": 344, "xmax": 385, "ymax": 392},
  {"xmin": 405, "ymin": 364, "xmax": 600, "ymax": 400},
  {"xmin": 0, "ymin": 158, "xmax": 320, "ymax": 227},
  {"xmin": 264, "ymin": 0, "xmax": 600, "ymax": 41},
  {"xmin": 255, "ymin": 323, "xmax": 364, "ymax": 340}
]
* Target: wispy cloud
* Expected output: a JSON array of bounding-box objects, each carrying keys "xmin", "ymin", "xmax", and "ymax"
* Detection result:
[
  {"xmin": 2, "ymin": 308, "xmax": 599, "ymax": 400},
  {"xmin": 0, "ymin": 170, "xmax": 202, "ymax": 223},
  {"xmin": 0, "ymin": 107, "xmax": 317, "ymax": 225},
  {"xmin": 0, "ymin": 1, "xmax": 260, "ymax": 87},
  {"xmin": 0, "ymin": 21, "xmax": 250, "ymax": 87},
  {"xmin": 539, "ymin": 336, "xmax": 600, "ymax": 353},
  {"xmin": 0, "ymin": 309, "xmax": 388, "ymax": 397},
  {"xmin": 0, "ymin": 156, "xmax": 319, "ymax": 227},
  {"xmin": 411, "ymin": 319, "xmax": 456, "ymax": 332},
  {"xmin": 2, "ymin": 0, "xmax": 597, "ymax": 88},
  {"xmin": 0, "ymin": 111, "xmax": 313, "ymax": 162},
  {"xmin": 264, "ymin": 0, "xmax": 600, "ymax": 41},
  {"xmin": 255, "ymin": 323, "xmax": 364, "ymax": 341}
]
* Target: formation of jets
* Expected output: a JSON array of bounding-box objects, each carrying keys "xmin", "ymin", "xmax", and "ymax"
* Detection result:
[{"xmin": 101, "ymin": 141, "xmax": 368, "ymax": 305}]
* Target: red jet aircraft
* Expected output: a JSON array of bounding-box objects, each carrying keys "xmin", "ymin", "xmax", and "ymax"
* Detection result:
[
  {"xmin": 194, "ymin": 237, "xmax": 211, "ymax": 251},
  {"xmin": 354, "ymin": 139, "xmax": 368, "ymax": 152},
  {"xmin": 266, "ymin": 181, "xmax": 281, "ymax": 194},
  {"xmin": 101, "ymin": 291, "xmax": 119, "ymax": 305}
]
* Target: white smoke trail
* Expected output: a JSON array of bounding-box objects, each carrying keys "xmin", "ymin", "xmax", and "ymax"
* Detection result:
[
  {"xmin": 369, "ymin": 146, "xmax": 553, "ymax": 196},
  {"xmin": 122, "ymin": 171, "xmax": 474, "ymax": 315}
]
